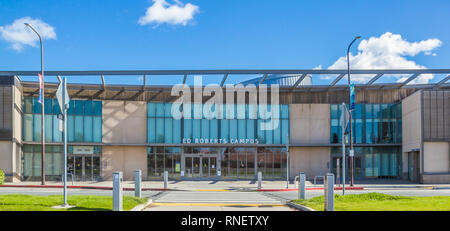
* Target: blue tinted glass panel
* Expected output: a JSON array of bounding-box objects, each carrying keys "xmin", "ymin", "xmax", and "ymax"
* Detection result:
[
  {"xmin": 281, "ymin": 105, "xmax": 289, "ymax": 119},
  {"xmin": 33, "ymin": 114, "xmax": 42, "ymax": 141},
  {"xmin": 23, "ymin": 114, "xmax": 33, "ymax": 141},
  {"xmin": 84, "ymin": 101, "xmax": 93, "ymax": 115},
  {"xmin": 281, "ymin": 119, "xmax": 289, "ymax": 144},
  {"xmin": 23, "ymin": 98, "xmax": 33, "ymax": 114},
  {"xmin": 74, "ymin": 101, "xmax": 84, "ymax": 115},
  {"xmin": 229, "ymin": 120, "xmax": 238, "ymax": 140},
  {"xmin": 165, "ymin": 103, "xmax": 172, "ymax": 117},
  {"xmin": 193, "ymin": 119, "xmax": 201, "ymax": 140},
  {"xmin": 201, "ymin": 119, "xmax": 209, "ymax": 140},
  {"xmin": 148, "ymin": 118, "xmax": 156, "ymax": 143},
  {"xmin": 156, "ymin": 103, "xmax": 164, "ymax": 117},
  {"xmin": 183, "ymin": 119, "xmax": 192, "ymax": 141},
  {"xmin": 265, "ymin": 120, "xmax": 273, "ymax": 144},
  {"xmin": 84, "ymin": 116, "xmax": 93, "ymax": 142},
  {"xmin": 238, "ymin": 120, "xmax": 246, "ymax": 140},
  {"xmin": 164, "ymin": 118, "xmax": 173, "ymax": 143},
  {"xmin": 210, "ymin": 119, "xmax": 218, "ymax": 140},
  {"xmin": 74, "ymin": 116, "xmax": 84, "ymax": 141},
  {"xmin": 68, "ymin": 115, "xmax": 75, "ymax": 142},
  {"xmin": 156, "ymin": 118, "xmax": 164, "ymax": 142},
  {"xmin": 246, "ymin": 120, "xmax": 255, "ymax": 140},
  {"xmin": 33, "ymin": 98, "xmax": 42, "ymax": 114},
  {"xmin": 93, "ymin": 101, "xmax": 102, "ymax": 116},
  {"xmin": 148, "ymin": 103, "xmax": 156, "ymax": 117},
  {"xmin": 93, "ymin": 116, "xmax": 102, "ymax": 142},
  {"xmin": 45, "ymin": 115, "xmax": 53, "ymax": 142},
  {"xmin": 44, "ymin": 98, "xmax": 52, "ymax": 114},
  {"xmin": 220, "ymin": 120, "xmax": 229, "ymax": 141},
  {"xmin": 173, "ymin": 119, "xmax": 181, "ymax": 143}
]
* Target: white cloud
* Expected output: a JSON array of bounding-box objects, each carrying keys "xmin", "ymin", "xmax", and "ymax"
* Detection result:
[
  {"xmin": 0, "ymin": 17, "xmax": 56, "ymax": 51},
  {"xmin": 327, "ymin": 32, "xmax": 442, "ymax": 84},
  {"xmin": 138, "ymin": 0, "xmax": 199, "ymax": 26}
]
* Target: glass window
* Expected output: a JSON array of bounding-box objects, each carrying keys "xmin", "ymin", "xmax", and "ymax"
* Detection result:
[
  {"xmin": 156, "ymin": 118, "xmax": 164, "ymax": 143},
  {"xmin": 93, "ymin": 101, "xmax": 102, "ymax": 116},
  {"xmin": 43, "ymin": 98, "xmax": 52, "ymax": 114},
  {"xmin": 23, "ymin": 114, "xmax": 33, "ymax": 141},
  {"xmin": 84, "ymin": 116, "xmax": 93, "ymax": 142},
  {"xmin": 68, "ymin": 115, "xmax": 75, "ymax": 142},
  {"xmin": 164, "ymin": 118, "xmax": 173, "ymax": 143},
  {"xmin": 184, "ymin": 119, "xmax": 192, "ymax": 141},
  {"xmin": 74, "ymin": 115, "xmax": 84, "ymax": 141},
  {"xmin": 33, "ymin": 97, "xmax": 42, "ymax": 114},
  {"xmin": 45, "ymin": 115, "xmax": 53, "ymax": 142},
  {"xmin": 148, "ymin": 118, "xmax": 156, "ymax": 143},
  {"xmin": 173, "ymin": 119, "xmax": 181, "ymax": 144},
  {"xmin": 193, "ymin": 119, "xmax": 201, "ymax": 140},
  {"xmin": 93, "ymin": 116, "xmax": 102, "ymax": 142},
  {"xmin": 84, "ymin": 100, "xmax": 93, "ymax": 116},
  {"xmin": 238, "ymin": 120, "xmax": 246, "ymax": 140},
  {"xmin": 33, "ymin": 114, "xmax": 42, "ymax": 141},
  {"xmin": 23, "ymin": 98, "xmax": 33, "ymax": 114},
  {"xmin": 201, "ymin": 119, "xmax": 209, "ymax": 140},
  {"xmin": 52, "ymin": 115, "xmax": 62, "ymax": 142},
  {"xmin": 74, "ymin": 101, "xmax": 84, "ymax": 115}
]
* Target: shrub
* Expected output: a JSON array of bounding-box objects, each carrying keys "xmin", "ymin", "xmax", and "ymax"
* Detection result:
[{"xmin": 0, "ymin": 168, "xmax": 5, "ymax": 185}]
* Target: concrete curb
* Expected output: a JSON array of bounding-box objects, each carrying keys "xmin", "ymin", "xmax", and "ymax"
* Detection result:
[
  {"xmin": 130, "ymin": 199, "xmax": 153, "ymax": 211},
  {"xmin": 257, "ymin": 186, "xmax": 364, "ymax": 192},
  {"xmin": 0, "ymin": 185, "xmax": 172, "ymax": 191},
  {"xmin": 286, "ymin": 202, "xmax": 315, "ymax": 211}
]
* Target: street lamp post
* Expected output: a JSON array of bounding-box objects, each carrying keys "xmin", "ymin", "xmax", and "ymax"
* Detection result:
[
  {"xmin": 347, "ymin": 36, "xmax": 360, "ymax": 187},
  {"xmin": 25, "ymin": 23, "xmax": 46, "ymax": 185}
]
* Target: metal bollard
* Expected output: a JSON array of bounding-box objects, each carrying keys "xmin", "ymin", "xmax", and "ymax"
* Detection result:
[
  {"xmin": 164, "ymin": 171, "xmax": 168, "ymax": 189},
  {"xmin": 134, "ymin": 169, "xmax": 142, "ymax": 198},
  {"xmin": 298, "ymin": 172, "xmax": 306, "ymax": 200},
  {"xmin": 257, "ymin": 172, "xmax": 262, "ymax": 189},
  {"xmin": 113, "ymin": 171, "xmax": 123, "ymax": 211},
  {"xmin": 324, "ymin": 173, "xmax": 334, "ymax": 211}
]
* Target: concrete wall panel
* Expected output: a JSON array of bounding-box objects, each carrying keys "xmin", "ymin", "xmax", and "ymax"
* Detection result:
[
  {"xmin": 289, "ymin": 147, "xmax": 330, "ymax": 179},
  {"xmin": 101, "ymin": 146, "xmax": 147, "ymax": 181},
  {"xmin": 289, "ymin": 104, "xmax": 330, "ymax": 145},
  {"xmin": 102, "ymin": 101, "xmax": 147, "ymax": 144},
  {"xmin": 424, "ymin": 142, "xmax": 449, "ymax": 173}
]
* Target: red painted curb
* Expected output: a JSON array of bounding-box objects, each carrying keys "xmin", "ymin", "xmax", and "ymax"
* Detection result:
[
  {"xmin": 0, "ymin": 185, "xmax": 171, "ymax": 191},
  {"xmin": 257, "ymin": 187, "xmax": 364, "ymax": 192}
]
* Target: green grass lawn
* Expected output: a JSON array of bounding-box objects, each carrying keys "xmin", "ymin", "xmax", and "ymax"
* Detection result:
[
  {"xmin": 0, "ymin": 194, "xmax": 148, "ymax": 211},
  {"xmin": 292, "ymin": 193, "xmax": 450, "ymax": 211}
]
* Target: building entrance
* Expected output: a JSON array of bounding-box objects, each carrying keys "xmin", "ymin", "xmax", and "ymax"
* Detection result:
[
  {"xmin": 67, "ymin": 155, "xmax": 101, "ymax": 181},
  {"xmin": 184, "ymin": 154, "xmax": 219, "ymax": 179}
]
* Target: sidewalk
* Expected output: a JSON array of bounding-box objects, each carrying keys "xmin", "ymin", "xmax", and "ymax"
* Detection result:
[{"xmin": 2, "ymin": 180, "xmax": 450, "ymax": 191}]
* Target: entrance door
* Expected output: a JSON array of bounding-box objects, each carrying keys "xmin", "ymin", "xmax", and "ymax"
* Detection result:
[
  {"xmin": 68, "ymin": 155, "xmax": 101, "ymax": 181},
  {"xmin": 183, "ymin": 155, "xmax": 218, "ymax": 179},
  {"xmin": 74, "ymin": 156, "xmax": 83, "ymax": 181}
]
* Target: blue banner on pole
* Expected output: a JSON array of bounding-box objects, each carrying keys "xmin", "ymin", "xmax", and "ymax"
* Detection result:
[{"xmin": 350, "ymin": 84, "xmax": 355, "ymax": 110}]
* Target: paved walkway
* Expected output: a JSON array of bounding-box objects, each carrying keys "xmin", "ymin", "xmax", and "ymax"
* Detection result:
[{"xmin": 144, "ymin": 191, "xmax": 294, "ymax": 211}]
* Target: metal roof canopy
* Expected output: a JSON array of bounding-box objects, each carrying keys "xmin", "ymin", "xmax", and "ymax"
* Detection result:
[{"xmin": 5, "ymin": 69, "xmax": 450, "ymax": 96}]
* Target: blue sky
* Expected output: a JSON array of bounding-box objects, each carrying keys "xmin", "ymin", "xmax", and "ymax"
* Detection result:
[{"xmin": 0, "ymin": 0, "xmax": 449, "ymax": 85}]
